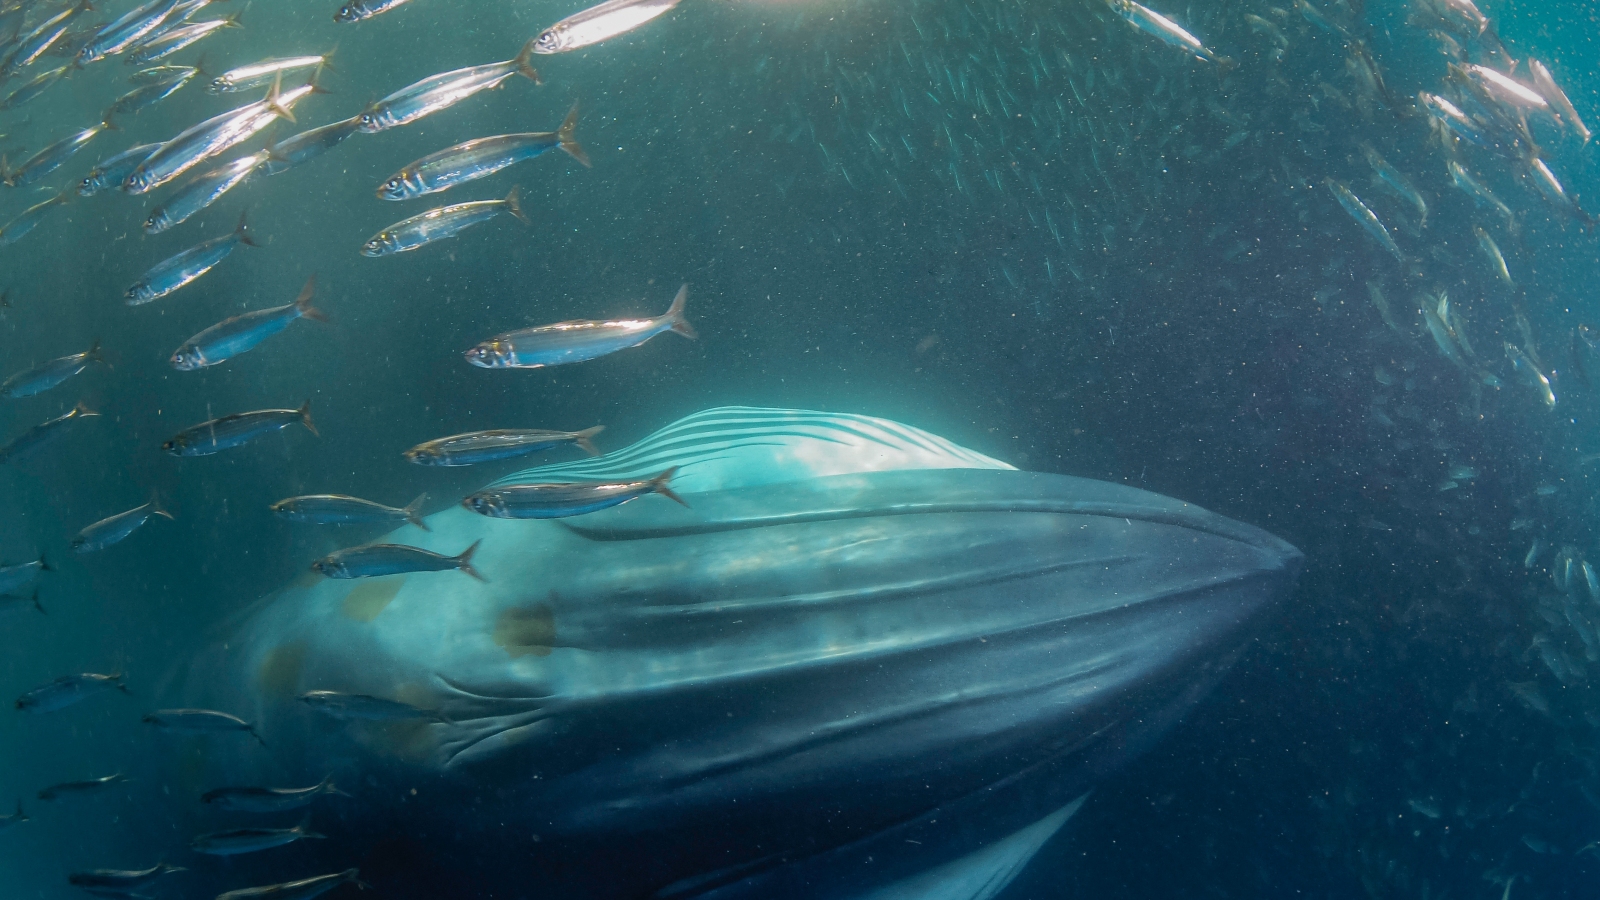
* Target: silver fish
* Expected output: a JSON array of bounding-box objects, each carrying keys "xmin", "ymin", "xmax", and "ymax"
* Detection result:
[
  {"xmin": 103, "ymin": 65, "xmax": 196, "ymax": 119},
  {"xmin": 1447, "ymin": 160, "xmax": 1514, "ymax": 226},
  {"xmin": 72, "ymin": 495, "xmax": 174, "ymax": 553},
  {"xmin": 1461, "ymin": 63, "xmax": 1547, "ymax": 110},
  {"xmin": 1529, "ymin": 59, "xmax": 1590, "ymax": 144},
  {"xmin": 262, "ymin": 115, "xmax": 361, "ymax": 175},
  {"xmin": 403, "ymin": 426, "xmax": 603, "ymax": 466},
  {"xmin": 5, "ymin": 121, "xmax": 110, "ymax": 188},
  {"xmin": 144, "ymin": 150, "xmax": 268, "ymax": 233},
  {"xmin": 0, "ymin": 191, "xmax": 70, "ymax": 246},
  {"xmin": 271, "ymin": 493, "xmax": 428, "ymax": 530},
  {"xmin": 203, "ymin": 776, "xmax": 347, "ymax": 813},
  {"xmin": 125, "ymin": 212, "xmax": 257, "ymax": 304},
  {"xmin": 144, "ymin": 708, "xmax": 265, "ymax": 743},
  {"xmin": 14, "ymin": 672, "xmax": 127, "ymax": 713},
  {"xmin": 0, "ymin": 556, "xmax": 49, "ymax": 595},
  {"xmin": 1, "ymin": 339, "xmax": 103, "ymax": 398},
  {"xmin": 125, "ymin": 76, "xmax": 319, "ymax": 194},
  {"xmin": 465, "ymin": 283, "xmax": 694, "ymax": 368},
  {"xmin": 334, "ymin": 0, "xmax": 411, "ymax": 22},
  {"xmin": 1106, "ymin": 0, "xmax": 1225, "ymax": 64},
  {"xmin": 1359, "ymin": 142, "xmax": 1426, "ymax": 228},
  {"xmin": 123, "ymin": 12, "xmax": 238, "ymax": 65},
  {"xmin": 128, "ymin": 63, "xmax": 196, "ymax": 85},
  {"xmin": 1325, "ymin": 179, "xmax": 1404, "ymax": 263},
  {"xmin": 0, "ymin": 402, "xmax": 97, "ymax": 464},
  {"xmin": 68, "ymin": 863, "xmax": 185, "ymax": 894},
  {"xmin": 360, "ymin": 186, "xmax": 527, "ymax": 256},
  {"xmin": 162, "ymin": 401, "xmax": 316, "ymax": 456},
  {"xmin": 209, "ymin": 53, "xmax": 331, "ymax": 93},
  {"xmin": 463, "ymin": 467, "xmax": 684, "ymax": 519},
  {"xmin": 299, "ymin": 690, "xmax": 446, "ymax": 721},
  {"xmin": 1474, "ymin": 226, "xmax": 1514, "ymax": 288},
  {"xmin": 532, "ymin": 0, "xmax": 683, "ymax": 54},
  {"xmin": 311, "ymin": 540, "xmax": 483, "ymax": 581},
  {"xmin": 0, "ymin": 63, "xmax": 70, "ymax": 112},
  {"xmin": 379, "ymin": 103, "xmax": 588, "ymax": 200},
  {"xmin": 37, "ymin": 772, "xmax": 130, "ymax": 800},
  {"xmin": 170, "ymin": 275, "xmax": 326, "ymax": 368},
  {"xmin": 356, "ymin": 39, "xmax": 539, "ymax": 133},
  {"xmin": 79, "ymin": 142, "xmax": 161, "ymax": 196},
  {"xmin": 191, "ymin": 821, "xmax": 322, "ymax": 856},
  {"xmin": 75, "ymin": 0, "xmax": 184, "ymax": 66},
  {"xmin": 1506, "ymin": 342, "xmax": 1557, "ymax": 408},
  {"xmin": 7, "ymin": 0, "xmax": 91, "ymax": 74},
  {"xmin": 217, "ymin": 869, "xmax": 363, "ymax": 900}
]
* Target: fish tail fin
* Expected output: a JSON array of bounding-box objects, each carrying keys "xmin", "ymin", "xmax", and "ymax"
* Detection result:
[
  {"xmin": 30, "ymin": 589, "xmax": 42, "ymax": 615},
  {"xmin": 100, "ymin": 115, "xmax": 118, "ymax": 132},
  {"xmin": 294, "ymin": 274, "xmax": 328, "ymax": 322},
  {"xmin": 322, "ymin": 776, "xmax": 354, "ymax": 798},
  {"xmin": 74, "ymin": 401, "xmax": 98, "ymax": 418},
  {"xmin": 318, "ymin": 43, "xmax": 338, "ymax": 72},
  {"xmin": 514, "ymin": 38, "xmax": 541, "ymax": 84},
  {"xmin": 298, "ymin": 400, "xmax": 318, "ymax": 436},
  {"xmin": 159, "ymin": 862, "xmax": 186, "ymax": 875},
  {"xmin": 13, "ymin": 800, "xmax": 23, "ymax": 821},
  {"xmin": 573, "ymin": 425, "xmax": 604, "ymax": 456},
  {"xmin": 664, "ymin": 283, "xmax": 695, "ymax": 339},
  {"xmin": 557, "ymin": 102, "xmax": 590, "ymax": 168},
  {"xmin": 150, "ymin": 489, "xmax": 174, "ymax": 521},
  {"xmin": 455, "ymin": 539, "xmax": 486, "ymax": 582},
  {"xmin": 193, "ymin": 53, "xmax": 211, "ymax": 79},
  {"xmin": 403, "ymin": 493, "xmax": 429, "ymax": 531},
  {"xmin": 347, "ymin": 870, "xmax": 372, "ymax": 890},
  {"xmin": 265, "ymin": 72, "xmax": 296, "ymax": 123},
  {"xmin": 36, "ymin": 554, "xmax": 50, "ymax": 573},
  {"xmin": 503, "ymin": 185, "xmax": 529, "ymax": 225},
  {"xmin": 249, "ymin": 726, "xmax": 267, "ymax": 748},
  {"xmin": 223, "ymin": 9, "xmax": 243, "ymax": 27},
  {"xmin": 651, "ymin": 466, "xmax": 688, "ymax": 507},
  {"xmin": 234, "ymin": 210, "xmax": 257, "ymax": 247}
]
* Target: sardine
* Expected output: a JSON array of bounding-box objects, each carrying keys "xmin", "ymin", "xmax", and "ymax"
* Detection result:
[
  {"xmin": 145, "ymin": 708, "xmax": 266, "ymax": 744},
  {"xmin": 356, "ymin": 39, "xmax": 539, "ymax": 133},
  {"xmin": 37, "ymin": 772, "xmax": 129, "ymax": 800},
  {"xmin": 144, "ymin": 150, "xmax": 267, "ymax": 233},
  {"xmin": 170, "ymin": 275, "xmax": 325, "ymax": 367},
  {"xmin": 1365, "ymin": 281, "xmax": 1406, "ymax": 333},
  {"xmin": 162, "ymin": 401, "xmax": 316, "ymax": 456},
  {"xmin": 1473, "ymin": 226, "xmax": 1514, "ymax": 288},
  {"xmin": 1461, "ymin": 63, "xmax": 1547, "ymax": 110},
  {"xmin": 203, "ymin": 776, "xmax": 348, "ymax": 813},
  {"xmin": 403, "ymin": 426, "xmax": 603, "ymax": 466},
  {"xmin": 209, "ymin": 53, "xmax": 331, "ymax": 93},
  {"xmin": 1325, "ymin": 178, "xmax": 1404, "ymax": 263},
  {"xmin": 1505, "ymin": 342, "xmax": 1556, "ymax": 408},
  {"xmin": 5, "ymin": 120, "xmax": 110, "ymax": 187},
  {"xmin": 103, "ymin": 65, "xmax": 196, "ymax": 119},
  {"xmin": 217, "ymin": 869, "xmax": 363, "ymax": 900},
  {"xmin": 1422, "ymin": 305, "xmax": 1467, "ymax": 369},
  {"xmin": 334, "ymin": 0, "xmax": 411, "ymax": 23},
  {"xmin": 125, "ymin": 75, "xmax": 320, "ymax": 193},
  {"xmin": 68, "ymin": 863, "xmax": 185, "ymax": 894},
  {"xmin": 532, "ymin": 0, "xmax": 683, "ymax": 54},
  {"xmin": 0, "ymin": 556, "xmax": 49, "ymax": 594},
  {"xmin": 75, "ymin": 0, "xmax": 184, "ymax": 66},
  {"xmin": 79, "ymin": 142, "xmax": 161, "ymax": 196},
  {"xmin": 123, "ymin": 13, "xmax": 238, "ymax": 66},
  {"xmin": 1105, "ymin": 0, "xmax": 1226, "ymax": 64},
  {"xmin": 1, "ymin": 339, "xmax": 103, "ymax": 398},
  {"xmin": 463, "ymin": 467, "xmax": 685, "ymax": 519},
  {"xmin": 311, "ymin": 540, "xmax": 483, "ymax": 581},
  {"xmin": 128, "ymin": 63, "xmax": 197, "ymax": 85},
  {"xmin": 14, "ymin": 672, "xmax": 127, "ymax": 713},
  {"xmin": 72, "ymin": 494, "xmax": 174, "ymax": 553},
  {"xmin": 0, "ymin": 191, "xmax": 70, "ymax": 246},
  {"xmin": 191, "ymin": 820, "xmax": 322, "ymax": 856},
  {"xmin": 1359, "ymin": 142, "xmax": 1426, "ymax": 227},
  {"xmin": 465, "ymin": 283, "xmax": 694, "ymax": 368},
  {"xmin": 360, "ymin": 186, "xmax": 527, "ymax": 255},
  {"xmin": 378, "ymin": 103, "xmax": 587, "ymax": 200},
  {"xmin": 271, "ymin": 493, "xmax": 427, "ymax": 530},
  {"xmin": 7, "ymin": 0, "xmax": 91, "ymax": 74},
  {"xmin": 0, "ymin": 63, "xmax": 70, "ymax": 112},
  {"xmin": 125, "ymin": 211, "xmax": 257, "ymax": 304},
  {"xmin": 1529, "ymin": 59, "xmax": 1590, "ymax": 144},
  {"xmin": 262, "ymin": 114, "xmax": 361, "ymax": 175},
  {"xmin": 299, "ymin": 690, "xmax": 446, "ymax": 721},
  {"xmin": 0, "ymin": 402, "xmax": 97, "ymax": 464},
  {"xmin": 1447, "ymin": 160, "xmax": 1514, "ymax": 225},
  {"xmin": 1421, "ymin": 92, "xmax": 1489, "ymax": 148}
]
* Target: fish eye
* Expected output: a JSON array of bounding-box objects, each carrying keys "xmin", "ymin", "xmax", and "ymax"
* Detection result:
[
  {"xmin": 536, "ymin": 30, "xmax": 557, "ymax": 49},
  {"xmin": 386, "ymin": 177, "xmax": 402, "ymax": 191}
]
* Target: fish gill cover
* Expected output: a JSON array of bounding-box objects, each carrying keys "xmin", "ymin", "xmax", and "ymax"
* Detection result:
[{"xmin": 0, "ymin": 0, "xmax": 1592, "ymax": 896}]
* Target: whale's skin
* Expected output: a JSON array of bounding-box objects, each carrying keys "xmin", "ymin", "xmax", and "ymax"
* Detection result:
[{"xmin": 175, "ymin": 407, "xmax": 1302, "ymax": 899}]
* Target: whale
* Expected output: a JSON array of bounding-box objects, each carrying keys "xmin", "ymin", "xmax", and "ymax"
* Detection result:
[{"xmin": 171, "ymin": 406, "xmax": 1302, "ymax": 899}]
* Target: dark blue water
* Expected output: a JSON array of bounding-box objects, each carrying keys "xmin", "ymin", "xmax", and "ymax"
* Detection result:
[{"xmin": 0, "ymin": 0, "xmax": 1597, "ymax": 896}]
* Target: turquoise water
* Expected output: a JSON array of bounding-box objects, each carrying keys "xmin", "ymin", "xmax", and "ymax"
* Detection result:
[{"xmin": 0, "ymin": 0, "xmax": 1596, "ymax": 895}]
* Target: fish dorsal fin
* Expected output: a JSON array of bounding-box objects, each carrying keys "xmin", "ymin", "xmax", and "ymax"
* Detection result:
[{"xmin": 493, "ymin": 407, "xmax": 1013, "ymax": 494}]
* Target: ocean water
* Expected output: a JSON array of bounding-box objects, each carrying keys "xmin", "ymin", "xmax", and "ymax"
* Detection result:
[{"xmin": 0, "ymin": 0, "xmax": 1596, "ymax": 896}]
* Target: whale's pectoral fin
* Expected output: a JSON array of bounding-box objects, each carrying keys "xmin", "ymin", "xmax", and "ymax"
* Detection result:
[{"xmin": 658, "ymin": 793, "xmax": 1089, "ymax": 900}]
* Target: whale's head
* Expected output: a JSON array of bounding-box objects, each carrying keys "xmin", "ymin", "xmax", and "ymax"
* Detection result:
[{"xmin": 181, "ymin": 407, "xmax": 1301, "ymax": 899}]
